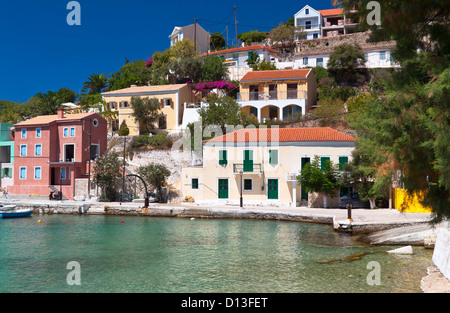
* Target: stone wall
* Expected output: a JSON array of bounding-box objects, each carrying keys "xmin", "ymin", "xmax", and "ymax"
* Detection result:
[{"xmin": 295, "ymin": 31, "xmax": 396, "ymax": 57}]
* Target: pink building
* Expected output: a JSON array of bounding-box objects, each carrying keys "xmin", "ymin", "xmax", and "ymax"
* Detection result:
[{"xmin": 9, "ymin": 109, "xmax": 107, "ymax": 200}]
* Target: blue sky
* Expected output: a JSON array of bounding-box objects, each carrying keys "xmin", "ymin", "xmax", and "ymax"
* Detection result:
[{"xmin": 0, "ymin": 0, "xmax": 333, "ymax": 103}]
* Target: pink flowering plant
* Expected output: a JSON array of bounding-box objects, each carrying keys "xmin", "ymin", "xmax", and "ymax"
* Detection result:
[
  {"xmin": 145, "ymin": 57, "xmax": 153, "ymax": 68},
  {"xmin": 189, "ymin": 81, "xmax": 235, "ymax": 93}
]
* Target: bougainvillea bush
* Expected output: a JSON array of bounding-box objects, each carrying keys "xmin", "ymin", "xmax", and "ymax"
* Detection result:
[{"xmin": 189, "ymin": 81, "xmax": 235, "ymax": 93}]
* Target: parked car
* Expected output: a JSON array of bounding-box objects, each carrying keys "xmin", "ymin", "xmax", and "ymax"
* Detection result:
[{"xmin": 339, "ymin": 193, "xmax": 369, "ymax": 209}]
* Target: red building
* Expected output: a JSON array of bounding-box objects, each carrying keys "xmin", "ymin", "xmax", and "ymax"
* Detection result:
[{"xmin": 9, "ymin": 109, "xmax": 107, "ymax": 200}]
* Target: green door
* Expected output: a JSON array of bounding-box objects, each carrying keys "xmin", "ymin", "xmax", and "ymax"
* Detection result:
[
  {"xmin": 301, "ymin": 157, "xmax": 310, "ymax": 200},
  {"xmin": 243, "ymin": 150, "xmax": 253, "ymax": 172},
  {"xmin": 268, "ymin": 179, "xmax": 278, "ymax": 200},
  {"xmin": 218, "ymin": 179, "xmax": 228, "ymax": 199}
]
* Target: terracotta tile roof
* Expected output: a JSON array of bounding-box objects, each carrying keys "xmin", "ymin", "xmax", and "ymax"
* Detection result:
[
  {"xmin": 102, "ymin": 84, "xmax": 187, "ymax": 96},
  {"xmin": 240, "ymin": 69, "xmax": 312, "ymax": 82},
  {"xmin": 205, "ymin": 127, "xmax": 355, "ymax": 143},
  {"xmin": 15, "ymin": 113, "xmax": 98, "ymax": 126},
  {"xmin": 318, "ymin": 8, "xmax": 344, "ymax": 16},
  {"xmin": 200, "ymin": 45, "xmax": 279, "ymax": 58}
]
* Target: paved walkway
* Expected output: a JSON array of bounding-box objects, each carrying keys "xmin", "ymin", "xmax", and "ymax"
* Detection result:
[{"xmin": 9, "ymin": 198, "xmax": 434, "ymax": 225}]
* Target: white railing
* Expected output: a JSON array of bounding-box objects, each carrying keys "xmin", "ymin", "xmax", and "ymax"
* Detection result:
[{"xmin": 237, "ymin": 90, "xmax": 307, "ymax": 101}]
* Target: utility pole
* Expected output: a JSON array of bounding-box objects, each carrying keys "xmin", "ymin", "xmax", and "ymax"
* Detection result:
[
  {"xmin": 194, "ymin": 18, "xmax": 197, "ymax": 52},
  {"xmin": 234, "ymin": 6, "xmax": 238, "ymax": 47},
  {"xmin": 226, "ymin": 25, "xmax": 229, "ymax": 47},
  {"xmin": 87, "ymin": 118, "xmax": 92, "ymax": 199},
  {"xmin": 122, "ymin": 136, "xmax": 126, "ymax": 203}
]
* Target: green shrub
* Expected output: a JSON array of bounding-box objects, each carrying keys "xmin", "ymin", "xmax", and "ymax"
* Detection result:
[
  {"xmin": 148, "ymin": 132, "xmax": 172, "ymax": 149},
  {"xmin": 130, "ymin": 132, "xmax": 172, "ymax": 149}
]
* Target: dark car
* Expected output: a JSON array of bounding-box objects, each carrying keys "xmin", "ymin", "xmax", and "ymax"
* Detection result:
[{"xmin": 339, "ymin": 193, "xmax": 370, "ymax": 209}]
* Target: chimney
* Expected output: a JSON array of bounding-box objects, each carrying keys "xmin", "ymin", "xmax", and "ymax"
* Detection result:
[{"xmin": 57, "ymin": 107, "xmax": 64, "ymax": 119}]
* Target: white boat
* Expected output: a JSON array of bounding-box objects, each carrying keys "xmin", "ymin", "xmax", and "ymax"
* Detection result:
[{"xmin": 0, "ymin": 204, "xmax": 33, "ymax": 218}]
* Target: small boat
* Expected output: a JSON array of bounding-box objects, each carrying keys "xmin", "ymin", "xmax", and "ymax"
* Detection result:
[{"xmin": 0, "ymin": 205, "xmax": 33, "ymax": 218}]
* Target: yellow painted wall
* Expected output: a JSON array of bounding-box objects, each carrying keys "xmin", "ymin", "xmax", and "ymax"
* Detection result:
[
  {"xmin": 394, "ymin": 188, "xmax": 432, "ymax": 213},
  {"xmin": 102, "ymin": 85, "xmax": 197, "ymax": 135}
]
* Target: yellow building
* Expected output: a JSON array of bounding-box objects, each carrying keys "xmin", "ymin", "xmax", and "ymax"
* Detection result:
[
  {"xmin": 237, "ymin": 69, "xmax": 317, "ymax": 122},
  {"xmin": 182, "ymin": 127, "xmax": 355, "ymax": 207},
  {"xmin": 101, "ymin": 84, "xmax": 200, "ymax": 135}
]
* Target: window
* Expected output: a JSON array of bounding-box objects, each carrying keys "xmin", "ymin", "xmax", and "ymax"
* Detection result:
[
  {"xmin": 34, "ymin": 167, "xmax": 41, "ymax": 180},
  {"xmin": 218, "ymin": 150, "xmax": 228, "ymax": 166},
  {"xmin": 36, "ymin": 128, "xmax": 41, "ymax": 138},
  {"xmin": 120, "ymin": 101, "xmax": 129, "ymax": 108},
  {"xmin": 2, "ymin": 168, "xmax": 12, "ymax": 178},
  {"xmin": 320, "ymin": 157, "xmax": 331, "ymax": 170},
  {"xmin": 35, "ymin": 144, "xmax": 42, "ymax": 156},
  {"xmin": 380, "ymin": 51, "xmax": 386, "ymax": 60},
  {"xmin": 21, "ymin": 128, "xmax": 26, "ymax": 139},
  {"xmin": 93, "ymin": 119, "xmax": 99, "ymax": 127},
  {"xmin": 303, "ymin": 57, "xmax": 308, "ymax": 65},
  {"xmin": 20, "ymin": 145, "xmax": 27, "ymax": 157},
  {"xmin": 339, "ymin": 156, "xmax": 349, "ymax": 171},
  {"xmin": 192, "ymin": 178, "xmax": 199, "ymax": 189},
  {"xmin": 163, "ymin": 98, "xmax": 171, "ymax": 107},
  {"xmin": 243, "ymin": 179, "xmax": 252, "ymax": 191},
  {"xmin": 313, "ymin": 33, "xmax": 318, "ymax": 39},
  {"xmin": 364, "ymin": 53, "xmax": 369, "ymax": 61},
  {"xmin": 305, "ymin": 8, "xmax": 309, "ymax": 15},
  {"xmin": 317, "ymin": 58, "xmax": 324, "ymax": 67},
  {"xmin": 305, "ymin": 21, "xmax": 311, "ymax": 29},
  {"xmin": 70, "ymin": 127, "xmax": 75, "ymax": 137},
  {"xmin": 63, "ymin": 127, "xmax": 69, "ymax": 137},
  {"xmin": 108, "ymin": 102, "xmax": 117, "ymax": 110},
  {"xmin": 19, "ymin": 167, "xmax": 26, "ymax": 179},
  {"xmin": 6, "ymin": 168, "xmax": 11, "ymax": 178},
  {"xmin": 269, "ymin": 150, "xmax": 278, "ymax": 165},
  {"xmin": 64, "ymin": 144, "xmax": 75, "ymax": 162},
  {"xmin": 61, "ymin": 167, "xmax": 66, "ymax": 179}
]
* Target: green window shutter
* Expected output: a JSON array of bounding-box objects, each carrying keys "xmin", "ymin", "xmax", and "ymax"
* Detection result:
[
  {"xmin": 219, "ymin": 150, "xmax": 227, "ymax": 165},
  {"xmin": 321, "ymin": 157, "xmax": 331, "ymax": 170},
  {"xmin": 339, "ymin": 156, "xmax": 349, "ymax": 171},
  {"xmin": 269, "ymin": 150, "xmax": 278, "ymax": 165},
  {"xmin": 192, "ymin": 178, "xmax": 199, "ymax": 189},
  {"xmin": 243, "ymin": 150, "xmax": 253, "ymax": 172}
]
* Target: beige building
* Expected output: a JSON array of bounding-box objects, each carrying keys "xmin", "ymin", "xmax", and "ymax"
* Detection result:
[
  {"xmin": 102, "ymin": 84, "xmax": 200, "ymax": 135},
  {"xmin": 237, "ymin": 69, "xmax": 317, "ymax": 123},
  {"xmin": 182, "ymin": 127, "xmax": 355, "ymax": 207}
]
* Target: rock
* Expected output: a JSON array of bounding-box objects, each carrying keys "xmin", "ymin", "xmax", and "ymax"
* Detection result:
[
  {"xmin": 432, "ymin": 229, "xmax": 450, "ymax": 281},
  {"xmin": 387, "ymin": 245, "xmax": 413, "ymax": 255}
]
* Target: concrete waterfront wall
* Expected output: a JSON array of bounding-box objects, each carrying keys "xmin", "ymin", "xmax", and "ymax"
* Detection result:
[
  {"xmin": 432, "ymin": 228, "xmax": 450, "ymax": 280},
  {"xmin": 19, "ymin": 202, "xmax": 91, "ymax": 214}
]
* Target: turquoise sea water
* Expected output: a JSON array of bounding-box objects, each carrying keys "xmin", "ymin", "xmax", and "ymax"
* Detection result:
[{"xmin": 0, "ymin": 214, "xmax": 432, "ymax": 293}]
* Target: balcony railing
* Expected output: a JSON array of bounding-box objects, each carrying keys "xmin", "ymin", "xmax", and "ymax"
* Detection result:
[
  {"xmin": 237, "ymin": 90, "xmax": 307, "ymax": 102},
  {"xmin": 286, "ymin": 172, "xmax": 300, "ymax": 182},
  {"xmin": 233, "ymin": 163, "xmax": 263, "ymax": 174}
]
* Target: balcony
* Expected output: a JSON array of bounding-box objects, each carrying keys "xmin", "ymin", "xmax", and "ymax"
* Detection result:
[
  {"xmin": 286, "ymin": 172, "xmax": 300, "ymax": 182},
  {"xmin": 233, "ymin": 163, "xmax": 263, "ymax": 175},
  {"xmin": 237, "ymin": 90, "xmax": 307, "ymax": 102}
]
